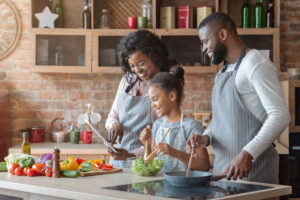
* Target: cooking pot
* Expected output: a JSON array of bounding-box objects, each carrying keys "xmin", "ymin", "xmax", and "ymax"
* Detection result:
[
  {"xmin": 50, "ymin": 117, "xmax": 72, "ymax": 142},
  {"xmin": 20, "ymin": 127, "xmax": 45, "ymax": 143},
  {"xmin": 164, "ymin": 171, "xmax": 226, "ymax": 187}
]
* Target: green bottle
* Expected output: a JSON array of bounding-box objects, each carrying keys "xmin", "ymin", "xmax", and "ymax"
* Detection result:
[
  {"xmin": 242, "ymin": 0, "xmax": 250, "ymax": 28},
  {"xmin": 55, "ymin": 0, "xmax": 63, "ymax": 28},
  {"xmin": 255, "ymin": 0, "xmax": 263, "ymax": 28}
]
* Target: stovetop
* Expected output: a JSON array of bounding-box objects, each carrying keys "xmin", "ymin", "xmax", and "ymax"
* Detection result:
[{"xmin": 103, "ymin": 179, "xmax": 272, "ymax": 200}]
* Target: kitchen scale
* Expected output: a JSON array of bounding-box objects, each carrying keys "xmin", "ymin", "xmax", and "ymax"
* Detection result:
[{"xmin": 103, "ymin": 180, "xmax": 272, "ymax": 199}]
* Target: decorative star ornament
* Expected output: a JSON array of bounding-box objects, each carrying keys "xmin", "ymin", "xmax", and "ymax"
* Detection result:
[{"xmin": 35, "ymin": 6, "xmax": 59, "ymax": 28}]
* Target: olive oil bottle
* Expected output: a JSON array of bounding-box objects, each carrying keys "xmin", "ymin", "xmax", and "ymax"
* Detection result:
[{"xmin": 22, "ymin": 132, "xmax": 31, "ymax": 155}]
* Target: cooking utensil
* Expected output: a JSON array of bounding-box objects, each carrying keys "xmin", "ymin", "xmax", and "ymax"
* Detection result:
[
  {"xmin": 186, "ymin": 144, "xmax": 195, "ymax": 177},
  {"xmin": 164, "ymin": 171, "xmax": 226, "ymax": 187},
  {"xmin": 145, "ymin": 128, "xmax": 170, "ymax": 164},
  {"xmin": 50, "ymin": 118, "xmax": 72, "ymax": 142},
  {"xmin": 20, "ymin": 127, "xmax": 45, "ymax": 143},
  {"xmin": 84, "ymin": 119, "xmax": 117, "ymax": 153}
]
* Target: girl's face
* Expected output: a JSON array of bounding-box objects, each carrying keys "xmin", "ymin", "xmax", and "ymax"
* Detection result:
[
  {"xmin": 148, "ymin": 85, "xmax": 177, "ymax": 118},
  {"xmin": 128, "ymin": 51, "xmax": 160, "ymax": 81}
]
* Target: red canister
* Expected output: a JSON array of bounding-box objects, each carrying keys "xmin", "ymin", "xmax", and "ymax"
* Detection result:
[
  {"xmin": 28, "ymin": 127, "xmax": 44, "ymax": 143},
  {"xmin": 178, "ymin": 6, "xmax": 193, "ymax": 28}
]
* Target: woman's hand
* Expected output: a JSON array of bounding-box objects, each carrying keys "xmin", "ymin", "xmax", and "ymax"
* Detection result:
[
  {"xmin": 139, "ymin": 125, "xmax": 152, "ymax": 145},
  {"xmin": 108, "ymin": 122, "xmax": 123, "ymax": 144},
  {"xmin": 108, "ymin": 147, "xmax": 135, "ymax": 161},
  {"xmin": 186, "ymin": 134, "xmax": 209, "ymax": 154},
  {"xmin": 154, "ymin": 143, "xmax": 177, "ymax": 158}
]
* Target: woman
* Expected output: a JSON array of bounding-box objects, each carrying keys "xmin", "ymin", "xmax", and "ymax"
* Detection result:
[{"xmin": 105, "ymin": 30, "xmax": 177, "ymax": 168}]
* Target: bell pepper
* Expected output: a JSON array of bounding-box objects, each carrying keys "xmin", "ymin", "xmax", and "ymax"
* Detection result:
[
  {"xmin": 79, "ymin": 162, "xmax": 93, "ymax": 172},
  {"xmin": 90, "ymin": 159, "xmax": 103, "ymax": 169},
  {"xmin": 19, "ymin": 157, "xmax": 34, "ymax": 169},
  {"xmin": 60, "ymin": 157, "xmax": 79, "ymax": 170},
  {"xmin": 76, "ymin": 158, "xmax": 85, "ymax": 166}
]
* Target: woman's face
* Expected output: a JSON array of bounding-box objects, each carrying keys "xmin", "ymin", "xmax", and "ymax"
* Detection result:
[
  {"xmin": 128, "ymin": 51, "xmax": 160, "ymax": 81},
  {"xmin": 148, "ymin": 85, "xmax": 176, "ymax": 118}
]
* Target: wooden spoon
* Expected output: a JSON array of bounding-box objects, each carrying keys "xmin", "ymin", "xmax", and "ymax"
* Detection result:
[{"xmin": 186, "ymin": 145, "xmax": 195, "ymax": 177}]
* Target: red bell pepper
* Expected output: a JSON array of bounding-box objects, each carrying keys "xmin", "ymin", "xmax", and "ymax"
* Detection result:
[{"xmin": 76, "ymin": 158, "xmax": 85, "ymax": 166}]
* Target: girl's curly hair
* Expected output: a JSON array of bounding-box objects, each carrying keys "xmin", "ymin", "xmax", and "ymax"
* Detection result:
[{"xmin": 117, "ymin": 30, "xmax": 178, "ymax": 83}]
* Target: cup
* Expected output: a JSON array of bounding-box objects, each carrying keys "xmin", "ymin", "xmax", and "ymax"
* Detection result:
[
  {"xmin": 127, "ymin": 17, "xmax": 137, "ymax": 29},
  {"xmin": 70, "ymin": 129, "xmax": 80, "ymax": 144},
  {"xmin": 137, "ymin": 16, "xmax": 147, "ymax": 29},
  {"xmin": 81, "ymin": 130, "xmax": 92, "ymax": 144}
]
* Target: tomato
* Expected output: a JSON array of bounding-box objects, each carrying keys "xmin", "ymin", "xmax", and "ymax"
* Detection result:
[
  {"xmin": 9, "ymin": 163, "xmax": 19, "ymax": 175},
  {"xmin": 45, "ymin": 168, "xmax": 52, "ymax": 177},
  {"xmin": 32, "ymin": 163, "xmax": 45, "ymax": 176},
  {"xmin": 23, "ymin": 167, "xmax": 30, "ymax": 176},
  {"xmin": 15, "ymin": 167, "xmax": 23, "ymax": 176},
  {"xmin": 102, "ymin": 167, "xmax": 113, "ymax": 171},
  {"xmin": 27, "ymin": 168, "xmax": 35, "ymax": 177}
]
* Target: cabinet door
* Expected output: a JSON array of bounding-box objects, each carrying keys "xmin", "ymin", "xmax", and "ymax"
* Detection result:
[{"xmin": 31, "ymin": 29, "xmax": 92, "ymax": 73}]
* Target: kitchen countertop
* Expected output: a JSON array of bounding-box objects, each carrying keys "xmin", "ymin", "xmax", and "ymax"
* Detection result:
[
  {"xmin": 0, "ymin": 169, "xmax": 291, "ymax": 200},
  {"xmin": 8, "ymin": 141, "xmax": 289, "ymax": 155}
]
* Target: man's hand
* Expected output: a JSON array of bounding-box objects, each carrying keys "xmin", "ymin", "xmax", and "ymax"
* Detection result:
[
  {"xmin": 108, "ymin": 147, "xmax": 135, "ymax": 161},
  {"xmin": 186, "ymin": 134, "xmax": 209, "ymax": 154},
  {"xmin": 107, "ymin": 122, "xmax": 123, "ymax": 144},
  {"xmin": 223, "ymin": 150, "xmax": 253, "ymax": 180}
]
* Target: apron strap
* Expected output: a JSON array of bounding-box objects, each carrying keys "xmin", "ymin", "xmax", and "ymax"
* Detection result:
[
  {"xmin": 180, "ymin": 113, "xmax": 183, "ymax": 127},
  {"xmin": 125, "ymin": 76, "xmax": 140, "ymax": 93},
  {"xmin": 221, "ymin": 46, "xmax": 247, "ymax": 73}
]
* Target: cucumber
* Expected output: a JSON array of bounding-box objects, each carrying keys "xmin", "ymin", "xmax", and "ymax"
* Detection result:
[
  {"xmin": 0, "ymin": 162, "xmax": 7, "ymax": 172},
  {"xmin": 61, "ymin": 170, "xmax": 80, "ymax": 178}
]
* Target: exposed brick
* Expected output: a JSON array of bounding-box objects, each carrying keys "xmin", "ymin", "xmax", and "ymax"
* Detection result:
[
  {"xmin": 291, "ymin": 44, "xmax": 300, "ymax": 51},
  {"xmin": 291, "ymin": 23, "xmax": 300, "ymax": 32}
]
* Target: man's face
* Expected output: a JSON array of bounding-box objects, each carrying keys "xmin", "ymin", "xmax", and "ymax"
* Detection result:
[{"xmin": 199, "ymin": 25, "xmax": 227, "ymax": 65}]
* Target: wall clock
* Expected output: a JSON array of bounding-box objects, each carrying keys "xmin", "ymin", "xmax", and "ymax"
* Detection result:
[{"xmin": 0, "ymin": 0, "xmax": 21, "ymax": 60}]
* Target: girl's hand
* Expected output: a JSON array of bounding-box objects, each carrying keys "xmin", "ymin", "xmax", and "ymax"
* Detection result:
[
  {"xmin": 186, "ymin": 134, "xmax": 209, "ymax": 154},
  {"xmin": 155, "ymin": 143, "xmax": 177, "ymax": 157},
  {"xmin": 108, "ymin": 122, "xmax": 123, "ymax": 144},
  {"xmin": 139, "ymin": 125, "xmax": 152, "ymax": 145}
]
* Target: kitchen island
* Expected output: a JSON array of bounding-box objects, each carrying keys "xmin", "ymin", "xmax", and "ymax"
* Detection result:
[{"xmin": 0, "ymin": 169, "xmax": 291, "ymax": 200}]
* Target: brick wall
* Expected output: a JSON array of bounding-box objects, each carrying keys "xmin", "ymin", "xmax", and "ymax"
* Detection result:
[{"xmin": 0, "ymin": 0, "xmax": 299, "ymax": 149}]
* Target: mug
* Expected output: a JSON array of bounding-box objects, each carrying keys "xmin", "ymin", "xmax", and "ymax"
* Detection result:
[
  {"xmin": 127, "ymin": 17, "xmax": 137, "ymax": 29},
  {"xmin": 81, "ymin": 130, "xmax": 92, "ymax": 144},
  {"xmin": 70, "ymin": 129, "xmax": 80, "ymax": 144},
  {"xmin": 137, "ymin": 16, "xmax": 147, "ymax": 29}
]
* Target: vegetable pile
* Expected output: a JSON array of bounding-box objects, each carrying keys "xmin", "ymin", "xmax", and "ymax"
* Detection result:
[{"xmin": 131, "ymin": 158, "xmax": 163, "ymax": 176}]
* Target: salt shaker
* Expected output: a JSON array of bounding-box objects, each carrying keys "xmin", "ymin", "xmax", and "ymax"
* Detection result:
[{"xmin": 52, "ymin": 147, "xmax": 61, "ymax": 178}]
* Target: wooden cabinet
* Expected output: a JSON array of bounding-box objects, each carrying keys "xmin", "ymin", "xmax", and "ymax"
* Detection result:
[{"xmin": 30, "ymin": 0, "xmax": 281, "ymax": 73}]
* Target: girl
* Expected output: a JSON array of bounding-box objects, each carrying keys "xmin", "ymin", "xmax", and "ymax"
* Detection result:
[{"xmin": 140, "ymin": 66, "xmax": 210, "ymax": 172}]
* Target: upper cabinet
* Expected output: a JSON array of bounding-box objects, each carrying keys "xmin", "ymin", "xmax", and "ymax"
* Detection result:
[{"xmin": 30, "ymin": 0, "xmax": 281, "ymax": 73}]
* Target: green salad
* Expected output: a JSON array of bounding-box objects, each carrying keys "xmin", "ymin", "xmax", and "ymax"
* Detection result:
[{"xmin": 131, "ymin": 158, "xmax": 163, "ymax": 176}]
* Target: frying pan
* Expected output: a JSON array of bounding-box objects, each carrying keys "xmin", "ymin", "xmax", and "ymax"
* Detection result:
[{"xmin": 164, "ymin": 171, "xmax": 226, "ymax": 187}]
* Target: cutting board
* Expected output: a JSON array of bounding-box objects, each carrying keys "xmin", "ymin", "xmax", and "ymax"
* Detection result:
[{"xmin": 79, "ymin": 168, "xmax": 123, "ymax": 177}]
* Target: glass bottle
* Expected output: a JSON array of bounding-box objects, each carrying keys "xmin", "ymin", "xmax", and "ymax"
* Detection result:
[
  {"xmin": 266, "ymin": 0, "xmax": 274, "ymax": 28},
  {"xmin": 100, "ymin": 9, "xmax": 110, "ymax": 29},
  {"xmin": 55, "ymin": 0, "xmax": 63, "ymax": 28},
  {"xmin": 254, "ymin": 0, "xmax": 263, "ymax": 28},
  {"xmin": 141, "ymin": 0, "xmax": 152, "ymax": 28},
  {"xmin": 83, "ymin": 0, "xmax": 91, "ymax": 29},
  {"xmin": 22, "ymin": 132, "xmax": 31, "ymax": 155},
  {"xmin": 55, "ymin": 44, "xmax": 63, "ymax": 65},
  {"xmin": 241, "ymin": 0, "xmax": 250, "ymax": 28}
]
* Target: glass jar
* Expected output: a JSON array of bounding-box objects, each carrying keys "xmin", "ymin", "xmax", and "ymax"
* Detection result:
[
  {"xmin": 141, "ymin": 0, "xmax": 152, "ymax": 27},
  {"xmin": 100, "ymin": 9, "xmax": 110, "ymax": 29}
]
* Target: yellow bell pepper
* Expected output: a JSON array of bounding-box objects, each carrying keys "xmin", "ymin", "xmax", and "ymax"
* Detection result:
[{"xmin": 60, "ymin": 157, "xmax": 79, "ymax": 170}]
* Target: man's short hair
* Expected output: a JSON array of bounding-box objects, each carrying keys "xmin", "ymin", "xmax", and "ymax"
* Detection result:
[{"xmin": 198, "ymin": 12, "xmax": 238, "ymax": 35}]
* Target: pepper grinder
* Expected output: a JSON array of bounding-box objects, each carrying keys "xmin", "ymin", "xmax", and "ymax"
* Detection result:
[{"xmin": 52, "ymin": 147, "xmax": 61, "ymax": 178}]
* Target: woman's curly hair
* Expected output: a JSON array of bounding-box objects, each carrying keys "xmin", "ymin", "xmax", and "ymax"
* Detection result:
[{"xmin": 117, "ymin": 30, "xmax": 177, "ymax": 83}]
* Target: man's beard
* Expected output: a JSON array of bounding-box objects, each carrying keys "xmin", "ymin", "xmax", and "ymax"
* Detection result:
[{"xmin": 212, "ymin": 41, "xmax": 227, "ymax": 65}]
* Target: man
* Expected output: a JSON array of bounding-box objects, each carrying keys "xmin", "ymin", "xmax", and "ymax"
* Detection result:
[{"xmin": 187, "ymin": 12, "xmax": 289, "ymax": 184}]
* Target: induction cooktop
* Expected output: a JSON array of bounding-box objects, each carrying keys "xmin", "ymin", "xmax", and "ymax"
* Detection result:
[{"xmin": 103, "ymin": 179, "xmax": 272, "ymax": 199}]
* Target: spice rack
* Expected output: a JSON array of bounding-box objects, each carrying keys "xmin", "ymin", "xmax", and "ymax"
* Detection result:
[{"xmin": 30, "ymin": 0, "xmax": 281, "ymax": 73}]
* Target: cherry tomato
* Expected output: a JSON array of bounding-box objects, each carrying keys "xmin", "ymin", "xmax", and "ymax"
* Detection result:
[
  {"xmin": 32, "ymin": 163, "xmax": 45, "ymax": 176},
  {"xmin": 23, "ymin": 167, "xmax": 30, "ymax": 176},
  {"xmin": 9, "ymin": 163, "xmax": 19, "ymax": 175},
  {"xmin": 27, "ymin": 168, "xmax": 35, "ymax": 177},
  {"xmin": 45, "ymin": 168, "xmax": 52, "ymax": 177},
  {"xmin": 15, "ymin": 167, "xmax": 23, "ymax": 176}
]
